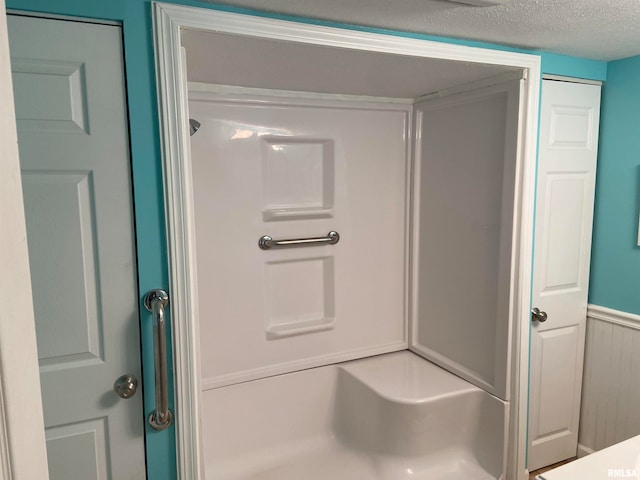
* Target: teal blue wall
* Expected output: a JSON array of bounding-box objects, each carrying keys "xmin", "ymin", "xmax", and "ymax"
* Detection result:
[
  {"xmin": 541, "ymin": 53, "xmax": 607, "ymax": 81},
  {"xmin": 589, "ymin": 55, "xmax": 640, "ymax": 315},
  {"xmin": 4, "ymin": 0, "xmax": 607, "ymax": 478}
]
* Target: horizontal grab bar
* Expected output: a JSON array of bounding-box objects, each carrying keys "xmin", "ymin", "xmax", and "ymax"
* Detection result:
[{"xmin": 259, "ymin": 231, "xmax": 340, "ymax": 250}]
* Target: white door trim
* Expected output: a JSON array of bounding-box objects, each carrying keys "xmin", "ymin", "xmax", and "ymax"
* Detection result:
[
  {"xmin": 0, "ymin": 0, "xmax": 49, "ymax": 478},
  {"xmin": 541, "ymin": 74, "xmax": 603, "ymax": 86},
  {"xmin": 152, "ymin": 3, "xmax": 541, "ymax": 479}
]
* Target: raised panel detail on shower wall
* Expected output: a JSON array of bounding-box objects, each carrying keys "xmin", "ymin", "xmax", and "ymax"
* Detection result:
[
  {"xmin": 21, "ymin": 171, "xmax": 103, "ymax": 371},
  {"xmin": 411, "ymin": 79, "xmax": 523, "ymax": 401},
  {"xmin": 265, "ymin": 257, "xmax": 335, "ymax": 338},
  {"xmin": 189, "ymin": 90, "xmax": 408, "ymax": 388},
  {"xmin": 262, "ymin": 138, "xmax": 334, "ymax": 221},
  {"xmin": 539, "ymin": 173, "xmax": 588, "ymax": 294}
]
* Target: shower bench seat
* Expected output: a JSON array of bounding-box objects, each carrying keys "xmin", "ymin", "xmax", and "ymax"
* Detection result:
[{"xmin": 203, "ymin": 351, "xmax": 507, "ymax": 480}]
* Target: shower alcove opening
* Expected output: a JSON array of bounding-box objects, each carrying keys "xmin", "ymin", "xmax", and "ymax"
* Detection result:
[{"xmin": 153, "ymin": 4, "xmax": 541, "ymax": 480}]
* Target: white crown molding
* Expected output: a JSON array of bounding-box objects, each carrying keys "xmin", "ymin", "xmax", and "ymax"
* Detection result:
[
  {"xmin": 154, "ymin": 1, "xmax": 541, "ymax": 68},
  {"xmin": 152, "ymin": 3, "xmax": 541, "ymax": 479},
  {"xmin": 587, "ymin": 304, "xmax": 640, "ymax": 331}
]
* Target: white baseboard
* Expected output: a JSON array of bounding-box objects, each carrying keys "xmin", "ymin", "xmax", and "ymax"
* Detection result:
[{"xmin": 577, "ymin": 443, "xmax": 595, "ymax": 458}]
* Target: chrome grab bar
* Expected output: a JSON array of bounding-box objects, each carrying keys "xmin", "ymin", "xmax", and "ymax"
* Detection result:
[
  {"xmin": 258, "ymin": 231, "xmax": 340, "ymax": 250},
  {"xmin": 144, "ymin": 289, "xmax": 173, "ymax": 431}
]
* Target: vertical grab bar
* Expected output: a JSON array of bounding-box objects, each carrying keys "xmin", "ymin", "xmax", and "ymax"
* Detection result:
[{"xmin": 144, "ymin": 289, "xmax": 173, "ymax": 431}]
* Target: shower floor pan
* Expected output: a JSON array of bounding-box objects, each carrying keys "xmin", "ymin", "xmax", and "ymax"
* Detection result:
[{"xmin": 202, "ymin": 351, "xmax": 508, "ymax": 480}]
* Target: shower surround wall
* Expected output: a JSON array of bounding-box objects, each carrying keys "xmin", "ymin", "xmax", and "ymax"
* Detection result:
[
  {"xmin": 187, "ymin": 75, "xmax": 521, "ymax": 479},
  {"xmin": 189, "ymin": 89, "xmax": 410, "ymax": 389}
]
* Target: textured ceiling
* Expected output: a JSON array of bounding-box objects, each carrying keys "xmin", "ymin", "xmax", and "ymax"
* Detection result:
[{"xmin": 199, "ymin": 0, "xmax": 640, "ymax": 61}]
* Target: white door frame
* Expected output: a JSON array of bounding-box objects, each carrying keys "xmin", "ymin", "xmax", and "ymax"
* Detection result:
[
  {"xmin": 152, "ymin": 3, "xmax": 541, "ymax": 479},
  {"xmin": 0, "ymin": 1, "xmax": 50, "ymax": 478}
]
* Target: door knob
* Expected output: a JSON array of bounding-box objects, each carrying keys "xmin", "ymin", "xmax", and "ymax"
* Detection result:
[
  {"xmin": 114, "ymin": 374, "xmax": 138, "ymax": 399},
  {"xmin": 531, "ymin": 307, "xmax": 548, "ymax": 323}
]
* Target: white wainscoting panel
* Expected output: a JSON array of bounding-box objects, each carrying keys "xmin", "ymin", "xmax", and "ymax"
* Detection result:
[{"xmin": 579, "ymin": 305, "xmax": 640, "ymax": 454}]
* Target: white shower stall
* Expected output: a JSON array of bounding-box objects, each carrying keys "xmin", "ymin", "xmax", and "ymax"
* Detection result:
[{"xmin": 153, "ymin": 4, "xmax": 541, "ymax": 479}]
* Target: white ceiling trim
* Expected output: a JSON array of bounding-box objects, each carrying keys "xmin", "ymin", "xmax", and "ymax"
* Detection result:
[{"xmin": 159, "ymin": 2, "xmax": 540, "ymax": 67}]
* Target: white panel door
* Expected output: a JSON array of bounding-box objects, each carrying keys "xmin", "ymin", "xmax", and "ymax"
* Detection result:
[
  {"xmin": 528, "ymin": 80, "xmax": 601, "ymax": 470},
  {"xmin": 8, "ymin": 15, "xmax": 146, "ymax": 480}
]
